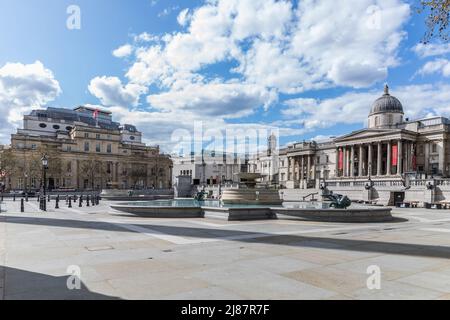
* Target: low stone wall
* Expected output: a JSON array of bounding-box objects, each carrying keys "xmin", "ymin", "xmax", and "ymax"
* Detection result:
[
  {"xmin": 221, "ymin": 189, "xmax": 282, "ymax": 205},
  {"xmin": 203, "ymin": 207, "xmax": 276, "ymax": 221},
  {"xmin": 273, "ymin": 207, "xmax": 393, "ymax": 223},
  {"xmin": 110, "ymin": 205, "xmax": 203, "ymax": 218}
]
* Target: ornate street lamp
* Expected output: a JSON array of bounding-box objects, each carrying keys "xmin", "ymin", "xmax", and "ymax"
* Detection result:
[{"xmin": 41, "ymin": 154, "xmax": 48, "ymax": 211}]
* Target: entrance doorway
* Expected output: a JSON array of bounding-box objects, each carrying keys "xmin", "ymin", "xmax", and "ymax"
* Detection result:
[{"xmin": 393, "ymin": 192, "xmax": 405, "ymax": 206}]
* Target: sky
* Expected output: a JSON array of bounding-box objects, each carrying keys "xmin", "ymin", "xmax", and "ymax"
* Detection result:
[{"xmin": 1, "ymin": 0, "xmax": 450, "ymax": 154}]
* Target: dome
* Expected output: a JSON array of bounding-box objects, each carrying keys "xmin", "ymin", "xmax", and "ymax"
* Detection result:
[{"xmin": 369, "ymin": 85, "xmax": 404, "ymax": 116}]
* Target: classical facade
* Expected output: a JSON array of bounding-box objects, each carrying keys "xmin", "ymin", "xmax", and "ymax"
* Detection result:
[
  {"xmin": 0, "ymin": 106, "xmax": 172, "ymax": 191},
  {"xmin": 248, "ymin": 85, "xmax": 450, "ymax": 204},
  {"xmin": 172, "ymin": 150, "xmax": 247, "ymax": 186}
]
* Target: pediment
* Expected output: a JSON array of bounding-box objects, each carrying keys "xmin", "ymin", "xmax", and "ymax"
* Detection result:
[{"xmin": 334, "ymin": 128, "xmax": 413, "ymax": 143}]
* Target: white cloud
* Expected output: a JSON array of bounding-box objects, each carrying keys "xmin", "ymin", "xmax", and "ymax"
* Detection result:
[
  {"xmin": 88, "ymin": 76, "xmax": 147, "ymax": 107},
  {"xmin": 121, "ymin": 0, "xmax": 410, "ymax": 96},
  {"xmin": 87, "ymin": 0, "xmax": 413, "ymax": 149},
  {"xmin": 112, "ymin": 44, "xmax": 133, "ymax": 58},
  {"xmin": 147, "ymin": 81, "xmax": 276, "ymax": 118},
  {"xmin": 417, "ymin": 59, "xmax": 450, "ymax": 77},
  {"xmin": 413, "ymin": 43, "xmax": 450, "ymax": 58},
  {"xmin": 133, "ymin": 32, "xmax": 159, "ymax": 43},
  {"xmin": 177, "ymin": 8, "xmax": 191, "ymax": 26},
  {"xmin": 0, "ymin": 61, "xmax": 61, "ymax": 142},
  {"xmin": 282, "ymin": 83, "xmax": 450, "ymax": 133}
]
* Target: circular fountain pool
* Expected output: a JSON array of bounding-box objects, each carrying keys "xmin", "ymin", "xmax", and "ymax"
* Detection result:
[{"xmin": 110, "ymin": 199, "xmax": 393, "ymax": 222}]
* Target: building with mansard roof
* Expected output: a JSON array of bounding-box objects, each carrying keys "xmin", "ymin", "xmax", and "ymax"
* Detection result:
[{"xmin": 0, "ymin": 106, "xmax": 172, "ymax": 191}]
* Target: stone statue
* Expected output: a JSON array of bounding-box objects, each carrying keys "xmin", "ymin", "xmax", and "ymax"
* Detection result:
[
  {"xmin": 194, "ymin": 189, "xmax": 207, "ymax": 201},
  {"xmin": 323, "ymin": 192, "xmax": 352, "ymax": 209}
]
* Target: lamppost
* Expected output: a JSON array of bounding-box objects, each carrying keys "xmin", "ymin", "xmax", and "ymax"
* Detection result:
[{"xmin": 41, "ymin": 154, "xmax": 48, "ymax": 211}]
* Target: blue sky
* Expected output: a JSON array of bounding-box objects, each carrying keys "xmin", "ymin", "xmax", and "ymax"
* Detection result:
[{"xmin": 1, "ymin": 0, "xmax": 449, "ymax": 153}]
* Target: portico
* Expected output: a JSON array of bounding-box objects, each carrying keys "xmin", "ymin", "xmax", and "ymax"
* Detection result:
[
  {"xmin": 335, "ymin": 130, "xmax": 417, "ymax": 178},
  {"xmin": 286, "ymin": 142, "xmax": 317, "ymax": 189}
]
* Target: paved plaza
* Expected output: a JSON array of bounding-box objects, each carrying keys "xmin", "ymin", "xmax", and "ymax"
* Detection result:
[{"xmin": 1, "ymin": 199, "xmax": 450, "ymax": 300}]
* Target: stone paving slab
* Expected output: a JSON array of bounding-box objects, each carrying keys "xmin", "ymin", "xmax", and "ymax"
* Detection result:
[{"xmin": 1, "ymin": 200, "xmax": 450, "ymax": 299}]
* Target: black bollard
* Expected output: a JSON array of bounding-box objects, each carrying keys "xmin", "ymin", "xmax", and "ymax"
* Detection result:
[
  {"xmin": 79, "ymin": 195, "xmax": 82, "ymax": 207},
  {"xmin": 68, "ymin": 196, "xmax": 72, "ymax": 208},
  {"xmin": 86, "ymin": 195, "xmax": 90, "ymax": 207},
  {"xmin": 13, "ymin": 193, "xmax": 16, "ymax": 201},
  {"xmin": 25, "ymin": 193, "xmax": 28, "ymax": 202},
  {"xmin": 20, "ymin": 198, "xmax": 24, "ymax": 212},
  {"xmin": 48, "ymin": 194, "xmax": 50, "ymax": 202},
  {"xmin": 55, "ymin": 195, "xmax": 59, "ymax": 209}
]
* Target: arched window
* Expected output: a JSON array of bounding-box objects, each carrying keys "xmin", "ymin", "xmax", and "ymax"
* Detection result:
[{"xmin": 375, "ymin": 116, "xmax": 379, "ymax": 127}]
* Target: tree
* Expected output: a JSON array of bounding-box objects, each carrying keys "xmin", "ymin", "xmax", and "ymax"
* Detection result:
[
  {"xmin": 130, "ymin": 163, "xmax": 147, "ymax": 189},
  {"xmin": 420, "ymin": 0, "xmax": 450, "ymax": 43},
  {"xmin": 80, "ymin": 154, "xmax": 107, "ymax": 190},
  {"xmin": 0, "ymin": 149, "xmax": 17, "ymax": 190}
]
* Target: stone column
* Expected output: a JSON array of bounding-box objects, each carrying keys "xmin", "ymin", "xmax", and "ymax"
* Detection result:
[
  {"xmin": 398, "ymin": 140, "xmax": 403, "ymax": 175},
  {"xmin": 307, "ymin": 155, "xmax": 311, "ymax": 182},
  {"xmin": 358, "ymin": 144, "xmax": 363, "ymax": 177},
  {"xmin": 368, "ymin": 143, "xmax": 373, "ymax": 176},
  {"xmin": 335, "ymin": 148, "xmax": 340, "ymax": 177},
  {"xmin": 350, "ymin": 145, "xmax": 355, "ymax": 178},
  {"xmin": 342, "ymin": 147, "xmax": 347, "ymax": 177},
  {"xmin": 439, "ymin": 140, "xmax": 446, "ymax": 176},
  {"xmin": 290, "ymin": 157, "xmax": 294, "ymax": 182},
  {"xmin": 406, "ymin": 142, "xmax": 410, "ymax": 172},
  {"xmin": 377, "ymin": 142, "xmax": 382, "ymax": 176},
  {"xmin": 301, "ymin": 156, "xmax": 305, "ymax": 188},
  {"xmin": 424, "ymin": 143, "xmax": 429, "ymax": 173},
  {"xmin": 387, "ymin": 141, "xmax": 391, "ymax": 176}
]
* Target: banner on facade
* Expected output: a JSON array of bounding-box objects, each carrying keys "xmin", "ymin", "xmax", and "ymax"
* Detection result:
[
  {"xmin": 392, "ymin": 145, "xmax": 398, "ymax": 166},
  {"xmin": 338, "ymin": 149, "xmax": 343, "ymax": 170}
]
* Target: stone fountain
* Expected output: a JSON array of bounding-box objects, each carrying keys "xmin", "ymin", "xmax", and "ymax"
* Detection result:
[{"xmin": 220, "ymin": 173, "xmax": 283, "ymax": 205}]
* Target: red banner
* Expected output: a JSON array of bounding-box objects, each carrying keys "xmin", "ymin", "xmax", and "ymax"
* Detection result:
[
  {"xmin": 338, "ymin": 149, "xmax": 343, "ymax": 170},
  {"xmin": 392, "ymin": 145, "xmax": 398, "ymax": 166}
]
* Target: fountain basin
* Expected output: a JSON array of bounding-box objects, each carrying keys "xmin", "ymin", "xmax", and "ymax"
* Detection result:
[{"xmin": 110, "ymin": 200, "xmax": 393, "ymax": 222}]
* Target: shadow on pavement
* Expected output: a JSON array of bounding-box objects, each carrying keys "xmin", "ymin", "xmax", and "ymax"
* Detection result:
[{"xmin": 1, "ymin": 266, "xmax": 120, "ymax": 300}]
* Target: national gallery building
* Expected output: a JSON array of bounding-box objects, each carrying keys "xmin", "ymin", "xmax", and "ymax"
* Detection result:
[{"xmin": 249, "ymin": 85, "xmax": 450, "ymax": 205}]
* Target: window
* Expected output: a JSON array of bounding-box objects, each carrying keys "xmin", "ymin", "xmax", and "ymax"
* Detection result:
[
  {"xmin": 326, "ymin": 155, "xmax": 329, "ymax": 163},
  {"xmin": 39, "ymin": 123, "xmax": 47, "ymax": 128},
  {"xmin": 66, "ymin": 126, "xmax": 73, "ymax": 131},
  {"xmin": 316, "ymin": 156, "xmax": 320, "ymax": 164},
  {"xmin": 96, "ymin": 143, "xmax": 101, "ymax": 152},
  {"xmin": 84, "ymin": 142, "xmax": 89, "ymax": 152},
  {"xmin": 96, "ymin": 134, "xmax": 101, "ymax": 139},
  {"xmin": 17, "ymin": 178, "xmax": 24, "ymax": 189},
  {"xmin": 84, "ymin": 133, "xmax": 89, "ymax": 138},
  {"xmin": 31, "ymin": 144, "xmax": 37, "ymax": 150},
  {"xmin": 375, "ymin": 116, "xmax": 379, "ymax": 127},
  {"xmin": 67, "ymin": 162, "xmax": 72, "ymax": 173},
  {"xmin": 130, "ymin": 136, "xmax": 135, "ymax": 141},
  {"xmin": 107, "ymin": 144, "xmax": 112, "ymax": 153},
  {"xmin": 66, "ymin": 146, "xmax": 72, "ymax": 152},
  {"xmin": 53, "ymin": 125, "xmax": 60, "ymax": 130},
  {"xmin": 432, "ymin": 143, "xmax": 438, "ymax": 153},
  {"xmin": 107, "ymin": 163, "xmax": 112, "ymax": 174}
]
